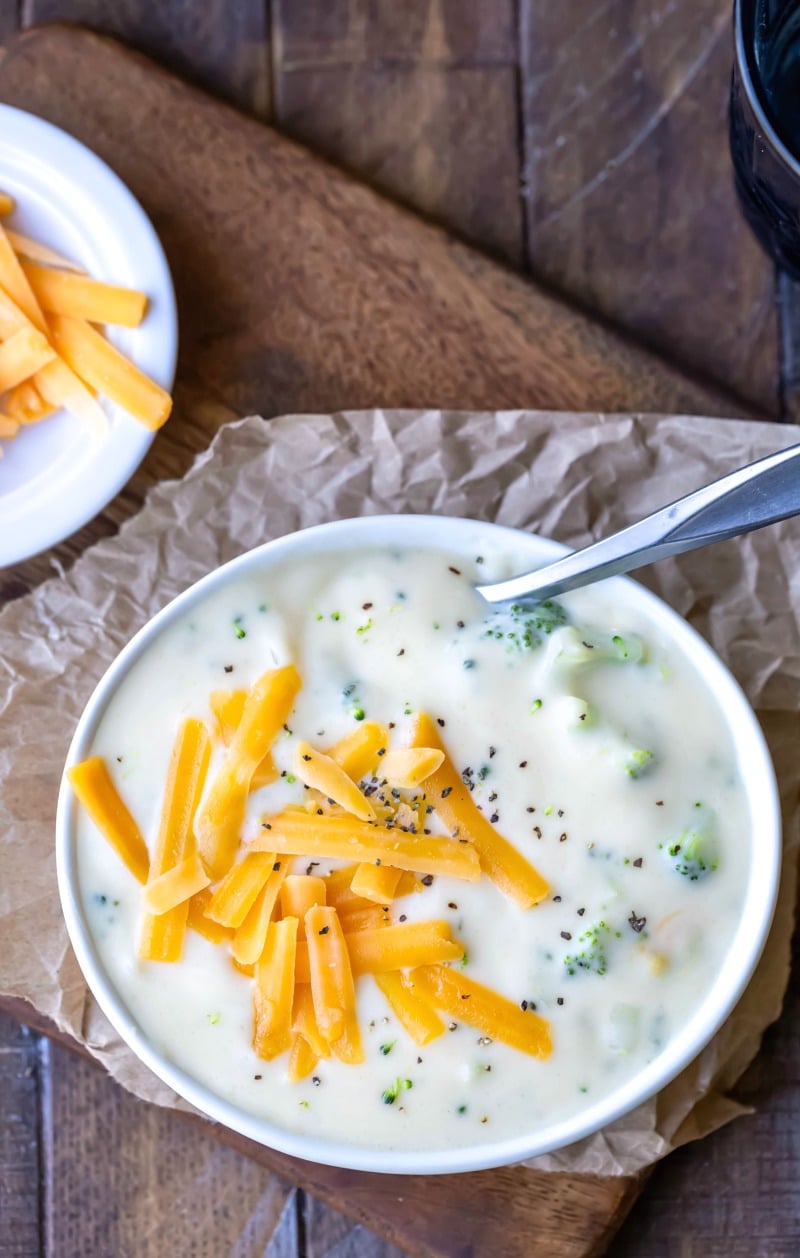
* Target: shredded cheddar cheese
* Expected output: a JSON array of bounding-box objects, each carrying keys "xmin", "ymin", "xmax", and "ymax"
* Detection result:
[
  {"xmin": 68, "ymin": 667, "xmax": 553, "ymax": 1076},
  {"xmin": 0, "ymin": 197, "xmax": 171, "ymax": 445}
]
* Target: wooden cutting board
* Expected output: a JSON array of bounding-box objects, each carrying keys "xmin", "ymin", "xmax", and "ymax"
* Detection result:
[{"xmin": 0, "ymin": 24, "xmax": 752, "ymax": 1258}]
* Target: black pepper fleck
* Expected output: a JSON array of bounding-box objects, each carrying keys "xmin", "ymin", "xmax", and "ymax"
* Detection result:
[
  {"xmin": 561, "ymin": 931, "xmax": 572, "ymax": 941},
  {"xmin": 224, "ymin": 665, "xmax": 233, "ymax": 674},
  {"xmin": 318, "ymin": 926, "xmax": 330, "ymax": 935},
  {"xmin": 421, "ymin": 875, "xmax": 434, "ymax": 887}
]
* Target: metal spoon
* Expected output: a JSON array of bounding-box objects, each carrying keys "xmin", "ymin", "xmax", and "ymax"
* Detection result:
[{"xmin": 478, "ymin": 441, "xmax": 800, "ymax": 605}]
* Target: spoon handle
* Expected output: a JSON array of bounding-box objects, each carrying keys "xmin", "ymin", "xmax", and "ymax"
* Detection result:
[{"xmin": 479, "ymin": 441, "xmax": 800, "ymax": 604}]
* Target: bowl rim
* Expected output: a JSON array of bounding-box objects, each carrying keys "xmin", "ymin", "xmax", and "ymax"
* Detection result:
[{"xmin": 56, "ymin": 514, "xmax": 782, "ymax": 1175}]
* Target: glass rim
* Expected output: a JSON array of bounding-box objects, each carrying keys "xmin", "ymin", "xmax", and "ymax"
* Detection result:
[{"xmin": 734, "ymin": 0, "xmax": 800, "ymax": 180}]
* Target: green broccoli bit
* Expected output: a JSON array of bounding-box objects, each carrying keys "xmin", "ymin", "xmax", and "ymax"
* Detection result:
[
  {"xmin": 483, "ymin": 599, "xmax": 569, "ymax": 651},
  {"xmin": 382, "ymin": 1077, "xmax": 413, "ymax": 1105},
  {"xmin": 665, "ymin": 828, "xmax": 718, "ymax": 880},
  {"xmin": 564, "ymin": 921, "xmax": 611, "ymax": 976},
  {"xmin": 626, "ymin": 748, "xmax": 655, "ymax": 779},
  {"xmin": 611, "ymin": 633, "xmax": 645, "ymax": 663}
]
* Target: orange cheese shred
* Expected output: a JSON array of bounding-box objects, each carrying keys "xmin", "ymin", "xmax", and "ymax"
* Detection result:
[
  {"xmin": 326, "ymin": 721, "xmax": 389, "ymax": 781},
  {"xmin": 379, "ymin": 747, "xmax": 444, "ymax": 788},
  {"xmin": 0, "ymin": 326, "xmax": 55, "ymax": 392},
  {"xmin": 204, "ymin": 851, "xmax": 277, "ymax": 928},
  {"xmin": 22, "ymin": 261, "xmax": 148, "ymax": 327},
  {"xmin": 295, "ymin": 919, "xmax": 463, "ymax": 984},
  {"xmin": 280, "ymin": 875, "xmax": 326, "ymax": 935},
  {"xmin": 253, "ymin": 917, "xmax": 298, "ymax": 1061},
  {"xmin": 5, "ymin": 228, "xmax": 84, "ymax": 271},
  {"xmin": 49, "ymin": 313, "xmax": 172, "ymax": 430},
  {"xmin": 250, "ymin": 810, "xmax": 480, "ymax": 882},
  {"xmin": 291, "ymin": 983, "xmax": 331, "ymax": 1060},
  {"xmin": 186, "ymin": 889, "xmax": 233, "ymax": 945},
  {"xmin": 138, "ymin": 718, "xmax": 211, "ymax": 961},
  {"xmin": 374, "ymin": 971, "xmax": 445, "ymax": 1046},
  {"xmin": 196, "ymin": 664, "xmax": 301, "ymax": 879},
  {"xmin": 0, "ymin": 222, "xmax": 47, "ymax": 333},
  {"xmin": 408, "ymin": 965, "xmax": 552, "ymax": 1059},
  {"xmin": 349, "ymin": 862, "xmax": 403, "ymax": 905},
  {"xmin": 68, "ymin": 756, "xmax": 149, "ymax": 885},
  {"xmin": 294, "ymin": 740, "xmax": 376, "ymax": 820},
  {"xmin": 142, "ymin": 852, "xmax": 211, "ymax": 914},
  {"xmin": 287, "ymin": 1033, "xmax": 319, "ymax": 1082},
  {"xmin": 231, "ymin": 859, "xmax": 289, "ymax": 967},
  {"xmin": 408, "ymin": 712, "xmax": 550, "ymax": 909},
  {"xmin": 3, "ymin": 379, "xmax": 55, "ymax": 425},
  {"xmin": 304, "ymin": 905, "xmax": 363, "ymax": 1062}
]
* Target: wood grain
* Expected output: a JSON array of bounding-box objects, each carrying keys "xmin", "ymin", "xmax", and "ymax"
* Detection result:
[
  {"xmin": 0, "ymin": 3, "xmax": 19, "ymax": 42},
  {"xmin": 0, "ymin": 23, "xmax": 753, "ymax": 608},
  {"xmin": 0, "ymin": 16, "xmax": 790, "ymax": 1258},
  {"xmin": 303, "ymin": 1193, "xmax": 408, "ymax": 1258},
  {"xmin": 273, "ymin": 0, "xmax": 523, "ymax": 266},
  {"xmin": 613, "ymin": 918, "xmax": 800, "ymax": 1257},
  {"xmin": 0, "ymin": 1013, "xmax": 42, "ymax": 1257},
  {"xmin": 520, "ymin": 0, "xmax": 779, "ymax": 415},
  {"xmin": 23, "ymin": 0, "xmax": 271, "ymax": 116},
  {"xmin": 3, "ymin": 990, "xmax": 644, "ymax": 1258},
  {"xmin": 41, "ymin": 1038, "xmax": 297, "ymax": 1258}
]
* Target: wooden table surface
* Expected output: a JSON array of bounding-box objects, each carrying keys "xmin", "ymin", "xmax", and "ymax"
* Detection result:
[{"xmin": 0, "ymin": 3, "xmax": 798, "ymax": 1256}]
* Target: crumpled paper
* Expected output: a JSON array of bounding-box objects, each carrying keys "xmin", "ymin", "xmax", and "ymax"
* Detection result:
[{"xmin": 1, "ymin": 409, "xmax": 797, "ymax": 1176}]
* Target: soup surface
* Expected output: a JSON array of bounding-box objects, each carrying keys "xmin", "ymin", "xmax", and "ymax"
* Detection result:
[{"xmin": 76, "ymin": 536, "xmax": 749, "ymax": 1152}]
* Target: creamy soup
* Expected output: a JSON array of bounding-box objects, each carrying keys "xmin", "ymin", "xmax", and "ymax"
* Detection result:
[{"xmin": 75, "ymin": 538, "xmax": 748, "ymax": 1152}]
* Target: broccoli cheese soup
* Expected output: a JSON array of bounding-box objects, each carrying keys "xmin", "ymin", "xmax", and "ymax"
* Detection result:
[{"xmin": 66, "ymin": 523, "xmax": 764, "ymax": 1163}]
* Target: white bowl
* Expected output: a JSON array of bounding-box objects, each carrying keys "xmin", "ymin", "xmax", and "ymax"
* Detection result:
[
  {"xmin": 56, "ymin": 515, "xmax": 781, "ymax": 1174},
  {"xmin": 0, "ymin": 105, "xmax": 178, "ymax": 566}
]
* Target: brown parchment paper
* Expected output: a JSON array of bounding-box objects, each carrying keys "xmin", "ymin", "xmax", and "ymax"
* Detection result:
[{"xmin": 1, "ymin": 409, "xmax": 798, "ymax": 1177}]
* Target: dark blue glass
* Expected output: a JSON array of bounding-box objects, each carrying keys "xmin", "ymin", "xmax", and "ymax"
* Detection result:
[{"xmin": 730, "ymin": 0, "xmax": 800, "ymax": 279}]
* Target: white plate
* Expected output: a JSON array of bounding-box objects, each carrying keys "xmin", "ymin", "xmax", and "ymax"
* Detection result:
[{"xmin": 0, "ymin": 105, "xmax": 178, "ymax": 567}]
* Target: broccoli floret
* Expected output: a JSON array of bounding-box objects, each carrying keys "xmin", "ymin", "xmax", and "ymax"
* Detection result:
[
  {"xmin": 626, "ymin": 748, "xmax": 655, "ymax": 779},
  {"xmin": 551, "ymin": 626, "xmax": 647, "ymax": 669},
  {"xmin": 483, "ymin": 599, "xmax": 569, "ymax": 652},
  {"xmin": 564, "ymin": 921, "xmax": 611, "ymax": 976},
  {"xmin": 664, "ymin": 829, "xmax": 719, "ymax": 880}
]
